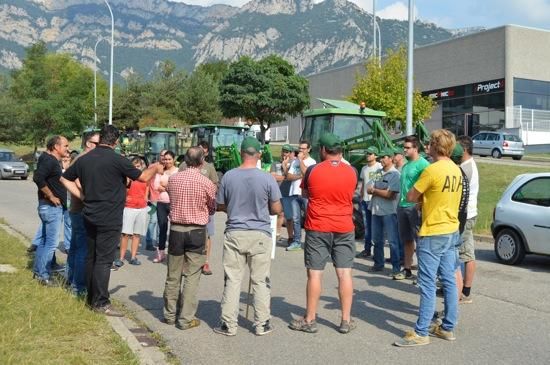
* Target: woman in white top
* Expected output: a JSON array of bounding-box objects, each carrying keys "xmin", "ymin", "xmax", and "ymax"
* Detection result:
[{"xmin": 152, "ymin": 150, "xmax": 178, "ymax": 263}]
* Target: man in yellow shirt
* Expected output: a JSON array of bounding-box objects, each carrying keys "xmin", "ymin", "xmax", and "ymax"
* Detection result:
[{"xmin": 394, "ymin": 129, "xmax": 462, "ymax": 347}]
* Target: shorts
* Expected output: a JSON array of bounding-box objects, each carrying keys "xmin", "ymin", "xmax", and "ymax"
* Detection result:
[
  {"xmin": 281, "ymin": 196, "xmax": 293, "ymax": 220},
  {"xmin": 459, "ymin": 217, "xmax": 477, "ymax": 262},
  {"xmin": 397, "ymin": 206, "xmax": 419, "ymax": 242},
  {"xmin": 206, "ymin": 214, "xmax": 215, "ymax": 237},
  {"xmin": 122, "ymin": 207, "xmax": 148, "ymax": 236},
  {"xmin": 304, "ymin": 230, "xmax": 355, "ymax": 270}
]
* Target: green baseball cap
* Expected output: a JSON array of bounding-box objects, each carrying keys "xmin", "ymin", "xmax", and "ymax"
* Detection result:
[
  {"xmin": 379, "ymin": 148, "xmax": 394, "ymax": 158},
  {"xmin": 282, "ymin": 144, "xmax": 293, "ymax": 152},
  {"xmin": 241, "ymin": 137, "xmax": 261, "ymax": 153},
  {"xmin": 366, "ymin": 146, "xmax": 379, "ymax": 155},
  {"xmin": 319, "ymin": 133, "xmax": 342, "ymax": 148},
  {"xmin": 451, "ymin": 143, "xmax": 463, "ymax": 164}
]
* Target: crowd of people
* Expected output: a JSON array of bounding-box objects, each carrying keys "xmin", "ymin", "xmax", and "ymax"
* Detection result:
[{"xmin": 30, "ymin": 124, "xmax": 478, "ymax": 346}]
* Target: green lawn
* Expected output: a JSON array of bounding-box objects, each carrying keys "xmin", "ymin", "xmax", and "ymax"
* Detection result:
[
  {"xmin": 476, "ymin": 162, "xmax": 547, "ymax": 234},
  {"xmin": 0, "ymin": 226, "xmax": 138, "ymax": 365}
]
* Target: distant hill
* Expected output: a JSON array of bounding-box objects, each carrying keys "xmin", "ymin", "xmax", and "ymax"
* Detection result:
[{"xmin": 0, "ymin": 0, "xmax": 483, "ymax": 79}]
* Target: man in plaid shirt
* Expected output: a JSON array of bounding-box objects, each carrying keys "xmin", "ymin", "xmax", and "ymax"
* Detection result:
[{"xmin": 163, "ymin": 146, "xmax": 217, "ymax": 330}]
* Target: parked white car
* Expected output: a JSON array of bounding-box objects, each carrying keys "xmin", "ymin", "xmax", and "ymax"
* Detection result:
[
  {"xmin": 492, "ymin": 173, "xmax": 550, "ymax": 265},
  {"xmin": 0, "ymin": 149, "xmax": 29, "ymax": 180},
  {"xmin": 472, "ymin": 131, "xmax": 524, "ymax": 160}
]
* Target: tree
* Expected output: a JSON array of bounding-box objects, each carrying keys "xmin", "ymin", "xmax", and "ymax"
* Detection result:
[
  {"xmin": 177, "ymin": 69, "xmax": 222, "ymax": 124},
  {"xmin": 349, "ymin": 46, "xmax": 435, "ymax": 130},
  {"xmin": 219, "ymin": 55, "xmax": 309, "ymax": 141},
  {"xmin": 0, "ymin": 75, "xmax": 22, "ymax": 143},
  {"xmin": 9, "ymin": 42, "xmax": 96, "ymax": 149}
]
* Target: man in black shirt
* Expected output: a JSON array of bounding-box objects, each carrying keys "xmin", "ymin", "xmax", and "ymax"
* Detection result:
[
  {"xmin": 32, "ymin": 135, "xmax": 70, "ymax": 285},
  {"xmin": 62, "ymin": 125, "xmax": 163, "ymax": 316}
]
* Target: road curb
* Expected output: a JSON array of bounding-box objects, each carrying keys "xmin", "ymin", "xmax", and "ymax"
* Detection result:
[
  {"xmin": 474, "ymin": 234, "xmax": 494, "ymax": 244},
  {"xmin": 0, "ymin": 221, "xmax": 169, "ymax": 365}
]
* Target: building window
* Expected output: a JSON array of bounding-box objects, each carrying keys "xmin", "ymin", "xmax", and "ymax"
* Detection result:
[{"xmin": 513, "ymin": 78, "xmax": 550, "ymax": 110}]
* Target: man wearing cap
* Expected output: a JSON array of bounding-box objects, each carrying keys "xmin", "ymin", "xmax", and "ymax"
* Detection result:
[
  {"xmin": 367, "ymin": 148, "xmax": 401, "ymax": 277},
  {"xmin": 289, "ymin": 133, "xmax": 358, "ymax": 334},
  {"xmin": 271, "ymin": 144, "xmax": 295, "ymax": 243},
  {"xmin": 393, "ymin": 148, "xmax": 406, "ymax": 172},
  {"xmin": 214, "ymin": 137, "xmax": 282, "ymax": 336},
  {"xmin": 393, "ymin": 136, "xmax": 430, "ymax": 281},
  {"xmin": 285, "ymin": 140, "xmax": 316, "ymax": 251},
  {"xmin": 356, "ymin": 146, "xmax": 382, "ymax": 259}
]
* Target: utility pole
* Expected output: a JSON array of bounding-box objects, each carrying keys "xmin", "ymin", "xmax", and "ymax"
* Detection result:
[
  {"xmin": 93, "ymin": 37, "xmax": 105, "ymax": 126},
  {"xmin": 105, "ymin": 0, "xmax": 114, "ymax": 125},
  {"xmin": 405, "ymin": 0, "xmax": 414, "ymax": 136}
]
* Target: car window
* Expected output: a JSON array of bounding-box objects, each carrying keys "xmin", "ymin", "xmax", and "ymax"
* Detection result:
[
  {"xmin": 473, "ymin": 133, "xmax": 486, "ymax": 141},
  {"xmin": 512, "ymin": 177, "xmax": 550, "ymax": 207},
  {"xmin": 504, "ymin": 134, "xmax": 522, "ymax": 142},
  {"xmin": 486, "ymin": 133, "xmax": 499, "ymax": 141},
  {"xmin": 0, "ymin": 152, "xmax": 15, "ymax": 161}
]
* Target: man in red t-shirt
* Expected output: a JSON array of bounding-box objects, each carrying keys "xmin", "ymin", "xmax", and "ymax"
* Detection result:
[{"xmin": 289, "ymin": 133, "xmax": 358, "ymax": 335}]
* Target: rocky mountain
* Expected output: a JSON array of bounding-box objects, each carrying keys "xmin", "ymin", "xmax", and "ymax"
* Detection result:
[{"xmin": 0, "ymin": 0, "xmax": 473, "ymax": 78}]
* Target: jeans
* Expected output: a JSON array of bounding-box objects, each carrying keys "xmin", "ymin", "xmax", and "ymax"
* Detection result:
[
  {"xmin": 361, "ymin": 201, "xmax": 373, "ymax": 252},
  {"xmin": 290, "ymin": 195, "xmax": 307, "ymax": 244},
  {"xmin": 146, "ymin": 203, "xmax": 158, "ymax": 247},
  {"xmin": 83, "ymin": 220, "xmax": 121, "ymax": 308},
  {"xmin": 34, "ymin": 201, "xmax": 63, "ymax": 280},
  {"xmin": 371, "ymin": 213, "xmax": 400, "ymax": 273},
  {"xmin": 63, "ymin": 207, "xmax": 72, "ymax": 252},
  {"xmin": 157, "ymin": 202, "xmax": 170, "ymax": 250},
  {"xmin": 415, "ymin": 231, "xmax": 460, "ymax": 336},
  {"xmin": 67, "ymin": 212, "xmax": 87, "ymax": 294}
]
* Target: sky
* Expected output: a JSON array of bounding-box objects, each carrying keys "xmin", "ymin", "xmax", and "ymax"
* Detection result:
[{"xmin": 172, "ymin": 0, "xmax": 550, "ymax": 30}]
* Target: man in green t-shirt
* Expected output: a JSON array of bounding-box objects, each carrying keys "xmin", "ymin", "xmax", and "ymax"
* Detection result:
[{"xmin": 394, "ymin": 136, "xmax": 430, "ymax": 281}]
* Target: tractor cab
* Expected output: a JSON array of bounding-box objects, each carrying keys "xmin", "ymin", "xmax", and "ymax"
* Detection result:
[
  {"xmin": 300, "ymin": 99, "xmax": 392, "ymax": 171},
  {"xmin": 129, "ymin": 127, "xmax": 180, "ymax": 164}
]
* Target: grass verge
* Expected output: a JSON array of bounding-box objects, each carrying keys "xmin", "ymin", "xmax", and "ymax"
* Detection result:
[
  {"xmin": 0, "ymin": 226, "xmax": 139, "ymax": 365},
  {"xmin": 476, "ymin": 162, "xmax": 548, "ymax": 234}
]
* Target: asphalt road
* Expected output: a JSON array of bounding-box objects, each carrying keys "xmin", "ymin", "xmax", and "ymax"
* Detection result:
[{"xmin": 1, "ymin": 179, "xmax": 550, "ymax": 365}]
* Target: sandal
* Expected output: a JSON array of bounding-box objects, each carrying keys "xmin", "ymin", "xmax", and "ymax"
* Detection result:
[{"xmin": 288, "ymin": 317, "xmax": 318, "ymax": 333}]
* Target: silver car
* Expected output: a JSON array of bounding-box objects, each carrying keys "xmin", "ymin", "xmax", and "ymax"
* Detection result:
[
  {"xmin": 492, "ymin": 172, "xmax": 550, "ymax": 265},
  {"xmin": 472, "ymin": 131, "xmax": 524, "ymax": 160},
  {"xmin": 0, "ymin": 149, "xmax": 29, "ymax": 180}
]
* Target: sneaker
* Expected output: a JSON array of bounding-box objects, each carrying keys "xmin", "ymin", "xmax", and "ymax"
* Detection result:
[
  {"xmin": 27, "ymin": 245, "xmax": 37, "ymax": 254},
  {"xmin": 202, "ymin": 263, "xmax": 213, "ymax": 275},
  {"xmin": 37, "ymin": 278, "xmax": 58, "ymax": 287},
  {"xmin": 176, "ymin": 319, "xmax": 201, "ymax": 330},
  {"xmin": 113, "ymin": 259, "xmax": 124, "ymax": 269},
  {"xmin": 404, "ymin": 270, "xmax": 416, "ymax": 280},
  {"xmin": 429, "ymin": 324, "xmax": 456, "ymax": 341},
  {"xmin": 338, "ymin": 319, "xmax": 356, "ymax": 334},
  {"xmin": 288, "ymin": 318, "xmax": 318, "ymax": 333},
  {"xmin": 93, "ymin": 304, "xmax": 124, "ymax": 317},
  {"xmin": 286, "ymin": 242, "xmax": 302, "ymax": 251},
  {"xmin": 394, "ymin": 330, "xmax": 430, "ymax": 347},
  {"xmin": 153, "ymin": 249, "xmax": 165, "ymax": 263},
  {"xmin": 436, "ymin": 287, "xmax": 444, "ymax": 297},
  {"xmin": 163, "ymin": 318, "xmax": 175, "ymax": 325},
  {"xmin": 129, "ymin": 258, "xmax": 141, "ymax": 265},
  {"xmin": 213, "ymin": 322, "xmax": 237, "ymax": 336},
  {"xmin": 355, "ymin": 250, "xmax": 371, "ymax": 259},
  {"xmin": 50, "ymin": 263, "xmax": 65, "ymax": 273},
  {"xmin": 255, "ymin": 320, "xmax": 274, "ymax": 336},
  {"xmin": 459, "ymin": 294, "xmax": 473, "ymax": 304},
  {"xmin": 392, "ymin": 271, "xmax": 406, "ymax": 280}
]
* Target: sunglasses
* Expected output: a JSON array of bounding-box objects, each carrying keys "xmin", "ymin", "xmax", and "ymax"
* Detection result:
[{"xmin": 89, "ymin": 141, "xmax": 99, "ymax": 145}]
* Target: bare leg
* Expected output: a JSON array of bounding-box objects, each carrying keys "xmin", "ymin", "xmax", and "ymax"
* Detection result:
[
  {"xmin": 120, "ymin": 234, "xmax": 129, "ymax": 260},
  {"xmin": 131, "ymin": 234, "xmax": 140, "ymax": 259},
  {"xmin": 276, "ymin": 212, "xmax": 284, "ymax": 237},
  {"xmin": 335, "ymin": 268, "xmax": 353, "ymax": 321},
  {"xmin": 463, "ymin": 261, "xmax": 476, "ymax": 288},
  {"xmin": 205, "ymin": 237, "xmax": 211, "ymax": 263},
  {"xmin": 305, "ymin": 269, "xmax": 323, "ymax": 322},
  {"xmin": 455, "ymin": 269, "xmax": 463, "ymax": 298},
  {"xmin": 404, "ymin": 239, "xmax": 415, "ymax": 269}
]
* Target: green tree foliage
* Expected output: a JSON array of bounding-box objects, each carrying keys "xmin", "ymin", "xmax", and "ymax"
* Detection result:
[
  {"xmin": 219, "ymin": 55, "xmax": 309, "ymax": 140},
  {"xmin": 349, "ymin": 46, "xmax": 435, "ymax": 129},
  {"xmin": 0, "ymin": 75, "xmax": 22, "ymax": 143},
  {"xmin": 7, "ymin": 42, "xmax": 96, "ymax": 148},
  {"xmin": 196, "ymin": 60, "xmax": 229, "ymax": 85},
  {"xmin": 177, "ymin": 69, "xmax": 222, "ymax": 124}
]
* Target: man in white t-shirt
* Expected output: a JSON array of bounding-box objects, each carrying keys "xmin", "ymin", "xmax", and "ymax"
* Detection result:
[
  {"xmin": 285, "ymin": 140, "xmax": 316, "ymax": 251},
  {"xmin": 356, "ymin": 146, "xmax": 382, "ymax": 258},
  {"xmin": 457, "ymin": 136, "xmax": 479, "ymax": 304}
]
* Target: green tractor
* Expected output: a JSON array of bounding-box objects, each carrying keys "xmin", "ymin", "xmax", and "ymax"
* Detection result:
[
  {"xmin": 190, "ymin": 124, "xmax": 273, "ymax": 175},
  {"xmin": 123, "ymin": 127, "xmax": 182, "ymax": 164},
  {"xmin": 300, "ymin": 98, "xmax": 431, "ymax": 238}
]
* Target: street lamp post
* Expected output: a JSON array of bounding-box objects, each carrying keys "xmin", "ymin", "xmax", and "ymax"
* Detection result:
[
  {"xmin": 104, "ymin": 0, "xmax": 114, "ymax": 125},
  {"xmin": 372, "ymin": 0, "xmax": 376, "ymax": 60},
  {"xmin": 93, "ymin": 37, "xmax": 105, "ymax": 126},
  {"xmin": 405, "ymin": 0, "xmax": 414, "ymax": 136}
]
